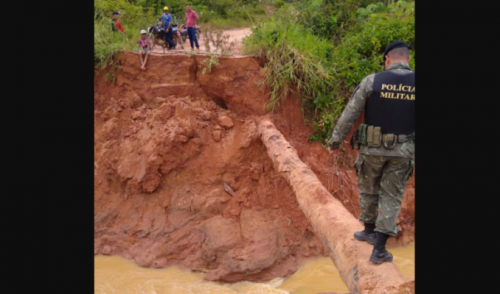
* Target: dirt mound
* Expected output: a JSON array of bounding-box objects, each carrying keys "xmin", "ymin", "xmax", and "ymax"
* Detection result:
[{"xmin": 94, "ymin": 52, "xmax": 414, "ymax": 281}]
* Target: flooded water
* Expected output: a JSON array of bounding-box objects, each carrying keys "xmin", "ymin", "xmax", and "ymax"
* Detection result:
[{"xmin": 95, "ymin": 244, "xmax": 414, "ymax": 294}]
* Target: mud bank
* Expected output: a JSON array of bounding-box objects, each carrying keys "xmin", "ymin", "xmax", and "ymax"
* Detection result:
[{"xmin": 94, "ymin": 51, "xmax": 415, "ymax": 282}]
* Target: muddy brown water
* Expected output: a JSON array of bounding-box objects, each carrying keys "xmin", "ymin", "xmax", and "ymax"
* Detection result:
[{"xmin": 94, "ymin": 244, "xmax": 414, "ymax": 294}]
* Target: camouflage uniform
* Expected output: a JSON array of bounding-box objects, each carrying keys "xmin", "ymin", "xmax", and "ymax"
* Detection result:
[{"xmin": 328, "ymin": 62, "xmax": 415, "ymax": 236}]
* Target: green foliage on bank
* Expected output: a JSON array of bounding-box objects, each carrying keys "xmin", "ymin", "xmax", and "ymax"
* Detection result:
[
  {"xmin": 94, "ymin": 0, "xmax": 272, "ymax": 71},
  {"xmin": 243, "ymin": 0, "xmax": 414, "ymax": 143},
  {"xmin": 94, "ymin": 0, "xmax": 156, "ymax": 80}
]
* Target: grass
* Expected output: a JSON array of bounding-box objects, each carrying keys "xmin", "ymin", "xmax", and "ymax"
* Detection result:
[
  {"xmin": 94, "ymin": 14, "xmax": 127, "ymax": 83},
  {"xmin": 243, "ymin": 7, "xmax": 336, "ymax": 114},
  {"xmin": 94, "ymin": 7, "xmax": 157, "ymax": 82},
  {"xmin": 94, "ymin": 1, "xmax": 270, "ymax": 83},
  {"xmin": 242, "ymin": 2, "xmax": 415, "ymax": 143}
]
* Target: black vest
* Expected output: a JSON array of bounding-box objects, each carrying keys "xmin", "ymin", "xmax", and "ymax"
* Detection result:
[{"xmin": 365, "ymin": 70, "xmax": 415, "ymax": 135}]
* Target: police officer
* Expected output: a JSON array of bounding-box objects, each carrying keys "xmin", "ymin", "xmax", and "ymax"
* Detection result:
[{"xmin": 328, "ymin": 41, "xmax": 415, "ymax": 264}]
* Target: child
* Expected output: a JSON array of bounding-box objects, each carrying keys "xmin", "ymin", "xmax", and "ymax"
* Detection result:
[{"xmin": 138, "ymin": 30, "xmax": 151, "ymax": 70}]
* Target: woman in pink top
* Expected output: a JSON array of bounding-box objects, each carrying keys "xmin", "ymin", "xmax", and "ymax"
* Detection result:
[
  {"xmin": 138, "ymin": 30, "xmax": 151, "ymax": 70},
  {"xmin": 185, "ymin": 4, "xmax": 200, "ymax": 51}
]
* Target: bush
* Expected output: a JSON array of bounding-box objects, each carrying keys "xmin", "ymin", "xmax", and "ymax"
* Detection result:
[
  {"xmin": 95, "ymin": 0, "xmax": 154, "ymax": 24},
  {"xmin": 243, "ymin": 1, "xmax": 414, "ymax": 143},
  {"xmin": 243, "ymin": 6, "xmax": 336, "ymax": 115},
  {"xmin": 94, "ymin": 0, "xmax": 155, "ymax": 82},
  {"xmin": 274, "ymin": 0, "xmax": 285, "ymax": 9},
  {"xmin": 295, "ymin": 0, "xmax": 360, "ymax": 42}
]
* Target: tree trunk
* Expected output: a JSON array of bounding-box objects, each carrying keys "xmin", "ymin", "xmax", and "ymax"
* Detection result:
[{"xmin": 257, "ymin": 117, "xmax": 414, "ymax": 294}]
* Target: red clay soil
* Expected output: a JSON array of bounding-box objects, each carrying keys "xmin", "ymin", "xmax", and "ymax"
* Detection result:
[{"xmin": 94, "ymin": 51, "xmax": 415, "ymax": 282}]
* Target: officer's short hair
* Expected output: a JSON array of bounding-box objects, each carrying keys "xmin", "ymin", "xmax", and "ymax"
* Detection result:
[{"xmin": 387, "ymin": 47, "xmax": 410, "ymax": 59}]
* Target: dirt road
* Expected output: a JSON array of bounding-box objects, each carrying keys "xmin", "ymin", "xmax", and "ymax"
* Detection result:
[{"xmin": 151, "ymin": 28, "xmax": 252, "ymax": 56}]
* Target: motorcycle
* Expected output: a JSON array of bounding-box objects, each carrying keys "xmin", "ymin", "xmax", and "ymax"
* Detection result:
[
  {"xmin": 148, "ymin": 17, "xmax": 183, "ymax": 52},
  {"xmin": 148, "ymin": 19, "xmax": 168, "ymax": 53},
  {"xmin": 171, "ymin": 23, "xmax": 184, "ymax": 49},
  {"xmin": 173, "ymin": 16, "xmax": 201, "ymax": 46},
  {"xmin": 179, "ymin": 24, "xmax": 201, "ymax": 45},
  {"xmin": 147, "ymin": 16, "xmax": 202, "ymax": 52}
]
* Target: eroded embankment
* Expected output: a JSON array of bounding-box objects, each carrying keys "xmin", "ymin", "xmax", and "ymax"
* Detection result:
[{"xmin": 94, "ymin": 51, "xmax": 415, "ymax": 282}]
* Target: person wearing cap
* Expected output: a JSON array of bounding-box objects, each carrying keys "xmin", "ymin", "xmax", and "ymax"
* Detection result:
[
  {"xmin": 327, "ymin": 41, "xmax": 415, "ymax": 264},
  {"xmin": 161, "ymin": 6, "xmax": 176, "ymax": 50},
  {"xmin": 112, "ymin": 11, "xmax": 125, "ymax": 34},
  {"xmin": 138, "ymin": 30, "xmax": 151, "ymax": 70}
]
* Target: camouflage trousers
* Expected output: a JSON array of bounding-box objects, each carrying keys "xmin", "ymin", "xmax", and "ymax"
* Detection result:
[{"xmin": 354, "ymin": 153, "xmax": 414, "ymax": 236}]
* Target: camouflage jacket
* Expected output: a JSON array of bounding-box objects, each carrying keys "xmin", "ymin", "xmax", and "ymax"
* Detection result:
[{"xmin": 328, "ymin": 62, "xmax": 415, "ymax": 159}]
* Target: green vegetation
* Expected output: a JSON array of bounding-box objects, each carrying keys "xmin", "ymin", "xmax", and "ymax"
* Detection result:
[
  {"xmin": 94, "ymin": 0, "xmax": 272, "ymax": 74},
  {"xmin": 200, "ymin": 54, "xmax": 220, "ymax": 75},
  {"xmin": 94, "ymin": 0, "xmax": 155, "ymax": 81},
  {"xmin": 242, "ymin": 0, "xmax": 414, "ymax": 143},
  {"xmin": 94, "ymin": 0, "xmax": 415, "ymax": 145}
]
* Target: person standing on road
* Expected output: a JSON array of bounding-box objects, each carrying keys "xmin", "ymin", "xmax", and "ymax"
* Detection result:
[
  {"xmin": 112, "ymin": 11, "xmax": 125, "ymax": 34},
  {"xmin": 327, "ymin": 41, "xmax": 415, "ymax": 264},
  {"xmin": 161, "ymin": 6, "xmax": 176, "ymax": 50},
  {"xmin": 138, "ymin": 30, "xmax": 151, "ymax": 70},
  {"xmin": 185, "ymin": 4, "xmax": 200, "ymax": 52}
]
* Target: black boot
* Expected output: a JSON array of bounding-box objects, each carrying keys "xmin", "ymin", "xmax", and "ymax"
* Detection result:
[
  {"xmin": 354, "ymin": 223, "xmax": 376, "ymax": 245},
  {"xmin": 369, "ymin": 232, "xmax": 393, "ymax": 264}
]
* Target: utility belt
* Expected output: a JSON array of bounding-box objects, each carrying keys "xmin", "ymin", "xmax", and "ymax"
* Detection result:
[{"xmin": 351, "ymin": 124, "xmax": 414, "ymax": 150}]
